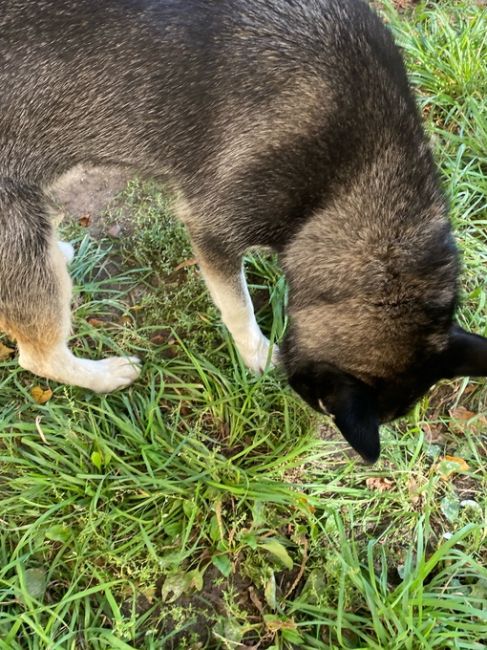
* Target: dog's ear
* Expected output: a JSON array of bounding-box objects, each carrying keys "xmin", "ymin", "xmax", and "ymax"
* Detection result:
[
  {"xmin": 441, "ymin": 326, "xmax": 487, "ymax": 378},
  {"xmin": 289, "ymin": 365, "xmax": 380, "ymax": 463}
]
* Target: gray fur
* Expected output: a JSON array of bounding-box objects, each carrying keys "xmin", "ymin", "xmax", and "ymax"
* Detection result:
[{"xmin": 1, "ymin": 0, "xmax": 486, "ymax": 460}]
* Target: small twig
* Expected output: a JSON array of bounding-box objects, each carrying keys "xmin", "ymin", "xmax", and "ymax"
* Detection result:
[
  {"xmin": 248, "ymin": 586, "xmax": 264, "ymax": 614},
  {"xmin": 284, "ymin": 536, "xmax": 309, "ymax": 600},
  {"xmin": 35, "ymin": 416, "xmax": 49, "ymax": 445}
]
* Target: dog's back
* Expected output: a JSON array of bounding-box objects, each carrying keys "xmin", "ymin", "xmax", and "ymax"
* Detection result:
[{"xmin": 1, "ymin": 0, "xmax": 419, "ymax": 189}]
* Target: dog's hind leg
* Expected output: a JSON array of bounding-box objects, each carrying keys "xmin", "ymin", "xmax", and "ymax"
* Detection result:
[
  {"xmin": 193, "ymin": 245, "xmax": 279, "ymax": 373},
  {"xmin": 0, "ymin": 180, "xmax": 140, "ymax": 392}
]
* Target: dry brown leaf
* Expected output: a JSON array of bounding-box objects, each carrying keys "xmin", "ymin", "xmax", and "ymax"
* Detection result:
[
  {"xmin": 79, "ymin": 214, "xmax": 91, "ymax": 227},
  {"xmin": 150, "ymin": 334, "xmax": 167, "ymax": 345},
  {"xmin": 449, "ymin": 406, "xmax": 476, "ymax": 421},
  {"xmin": 31, "ymin": 386, "xmax": 53, "ymax": 404},
  {"xmin": 248, "ymin": 586, "xmax": 264, "ymax": 613},
  {"xmin": 87, "ymin": 317, "xmax": 106, "ymax": 328},
  {"xmin": 448, "ymin": 406, "xmax": 487, "ymax": 434},
  {"xmin": 0, "ymin": 342, "xmax": 15, "ymax": 360},
  {"xmin": 407, "ymin": 476, "xmax": 424, "ymax": 506},
  {"xmin": 422, "ymin": 422, "xmax": 445, "ymax": 443},
  {"xmin": 366, "ymin": 477, "xmax": 395, "ymax": 492},
  {"xmin": 437, "ymin": 455, "xmax": 470, "ymax": 481},
  {"xmin": 174, "ymin": 257, "xmax": 197, "ymax": 272}
]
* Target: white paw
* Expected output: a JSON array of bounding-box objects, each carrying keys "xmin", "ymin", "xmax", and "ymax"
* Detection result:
[
  {"xmin": 85, "ymin": 356, "xmax": 141, "ymax": 393},
  {"xmin": 238, "ymin": 335, "xmax": 279, "ymax": 374},
  {"xmin": 20, "ymin": 350, "xmax": 141, "ymax": 393},
  {"xmin": 58, "ymin": 241, "xmax": 75, "ymax": 264}
]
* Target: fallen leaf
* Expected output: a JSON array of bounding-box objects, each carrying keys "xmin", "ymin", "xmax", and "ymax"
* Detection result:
[
  {"xmin": 23, "ymin": 567, "xmax": 47, "ymax": 601},
  {"xmin": 407, "ymin": 476, "xmax": 423, "ymax": 506},
  {"xmin": 161, "ymin": 571, "xmax": 192, "ymax": 603},
  {"xmin": 440, "ymin": 496, "xmax": 460, "ymax": 523},
  {"xmin": 31, "ymin": 386, "xmax": 53, "ymax": 404},
  {"xmin": 211, "ymin": 553, "xmax": 232, "ymax": 577},
  {"xmin": 366, "ymin": 477, "xmax": 395, "ymax": 492},
  {"xmin": 460, "ymin": 499, "xmax": 481, "ymax": 510},
  {"xmin": 422, "ymin": 422, "xmax": 445, "ymax": 443},
  {"xmin": 174, "ymin": 257, "xmax": 197, "ymax": 272},
  {"xmin": 79, "ymin": 214, "xmax": 91, "ymax": 227},
  {"xmin": 449, "ymin": 406, "xmax": 487, "ymax": 434},
  {"xmin": 264, "ymin": 615, "xmax": 298, "ymax": 633},
  {"xmin": 449, "ymin": 406, "xmax": 476, "ymax": 421},
  {"xmin": 260, "ymin": 539, "xmax": 293, "ymax": 569},
  {"xmin": 249, "ymin": 586, "xmax": 264, "ymax": 613},
  {"xmin": 87, "ymin": 317, "xmax": 106, "ymax": 328},
  {"xmin": 150, "ymin": 333, "xmax": 167, "ymax": 345},
  {"xmin": 436, "ymin": 455, "xmax": 470, "ymax": 480},
  {"xmin": 45, "ymin": 524, "xmax": 73, "ymax": 543},
  {"xmin": 0, "ymin": 342, "xmax": 15, "ymax": 360}
]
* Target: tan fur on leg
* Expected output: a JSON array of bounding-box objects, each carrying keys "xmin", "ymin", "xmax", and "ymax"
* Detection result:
[
  {"xmin": 197, "ymin": 259, "xmax": 279, "ymax": 373},
  {"xmin": 6, "ymin": 241, "xmax": 140, "ymax": 392}
]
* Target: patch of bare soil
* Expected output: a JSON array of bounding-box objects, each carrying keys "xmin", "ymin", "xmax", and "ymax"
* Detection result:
[
  {"xmin": 122, "ymin": 566, "xmax": 272, "ymax": 649},
  {"xmin": 372, "ymin": 0, "xmax": 420, "ymax": 13},
  {"xmin": 50, "ymin": 164, "xmax": 132, "ymax": 236},
  {"xmin": 391, "ymin": 0, "xmax": 420, "ymax": 9}
]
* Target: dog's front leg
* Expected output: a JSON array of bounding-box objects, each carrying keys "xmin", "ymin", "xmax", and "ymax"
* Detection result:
[{"xmin": 196, "ymin": 254, "xmax": 278, "ymax": 373}]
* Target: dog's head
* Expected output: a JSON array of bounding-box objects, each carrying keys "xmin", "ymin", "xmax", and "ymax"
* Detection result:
[
  {"xmin": 281, "ymin": 220, "xmax": 486, "ymax": 462},
  {"xmin": 279, "ymin": 166, "xmax": 486, "ymax": 461},
  {"xmin": 283, "ymin": 323, "xmax": 487, "ymax": 462}
]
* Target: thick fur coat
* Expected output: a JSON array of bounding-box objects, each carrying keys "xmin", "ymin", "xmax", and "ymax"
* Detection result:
[{"xmin": 1, "ymin": 0, "xmax": 486, "ymax": 460}]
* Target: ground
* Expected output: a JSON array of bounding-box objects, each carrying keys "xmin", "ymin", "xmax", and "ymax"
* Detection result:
[{"xmin": 0, "ymin": 1, "xmax": 486, "ymax": 649}]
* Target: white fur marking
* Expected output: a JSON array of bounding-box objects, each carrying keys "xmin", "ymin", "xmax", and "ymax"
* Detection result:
[
  {"xmin": 19, "ymin": 343, "xmax": 141, "ymax": 392},
  {"xmin": 201, "ymin": 266, "xmax": 279, "ymax": 373},
  {"xmin": 57, "ymin": 241, "xmax": 75, "ymax": 264}
]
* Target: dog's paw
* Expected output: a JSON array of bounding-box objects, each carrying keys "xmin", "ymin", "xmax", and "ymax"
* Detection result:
[
  {"xmin": 239, "ymin": 336, "xmax": 279, "ymax": 374},
  {"xmin": 20, "ymin": 350, "xmax": 141, "ymax": 392},
  {"xmin": 87, "ymin": 356, "xmax": 141, "ymax": 392},
  {"xmin": 58, "ymin": 240, "xmax": 75, "ymax": 264}
]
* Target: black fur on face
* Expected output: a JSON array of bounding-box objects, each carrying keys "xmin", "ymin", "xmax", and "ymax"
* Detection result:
[{"xmin": 283, "ymin": 325, "xmax": 487, "ymax": 463}]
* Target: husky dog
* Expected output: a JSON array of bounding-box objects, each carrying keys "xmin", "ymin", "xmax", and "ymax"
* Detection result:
[{"xmin": 1, "ymin": 0, "xmax": 486, "ymax": 461}]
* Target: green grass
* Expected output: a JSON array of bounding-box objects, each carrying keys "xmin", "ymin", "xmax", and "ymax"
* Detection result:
[{"xmin": 1, "ymin": 1, "xmax": 486, "ymax": 647}]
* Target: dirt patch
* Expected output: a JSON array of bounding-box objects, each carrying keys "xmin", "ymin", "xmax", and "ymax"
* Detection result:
[
  {"xmin": 51, "ymin": 164, "xmax": 133, "ymax": 236},
  {"xmin": 391, "ymin": 0, "xmax": 420, "ymax": 9},
  {"xmin": 372, "ymin": 0, "xmax": 420, "ymax": 13},
  {"xmin": 122, "ymin": 566, "xmax": 269, "ymax": 649}
]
